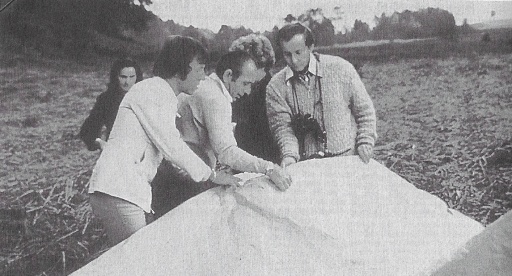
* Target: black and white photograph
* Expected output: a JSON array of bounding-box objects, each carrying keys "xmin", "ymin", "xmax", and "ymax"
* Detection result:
[{"xmin": 1, "ymin": 0, "xmax": 511, "ymax": 275}]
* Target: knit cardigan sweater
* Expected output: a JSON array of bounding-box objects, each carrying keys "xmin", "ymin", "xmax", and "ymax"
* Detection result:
[{"xmin": 266, "ymin": 53, "xmax": 377, "ymax": 162}]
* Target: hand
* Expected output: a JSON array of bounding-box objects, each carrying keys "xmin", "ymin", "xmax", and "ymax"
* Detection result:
[
  {"xmin": 95, "ymin": 138, "xmax": 107, "ymax": 150},
  {"xmin": 174, "ymin": 166, "xmax": 190, "ymax": 179},
  {"xmin": 280, "ymin": 156, "xmax": 297, "ymax": 168},
  {"xmin": 357, "ymin": 144, "xmax": 373, "ymax": 163},
  {"xmin": 267, "ymin": 165, "xmax": 293, "ymax": 191},
  {"xmin": 210, "ymin": 171, "xmax": 242, "ymax": 187}
]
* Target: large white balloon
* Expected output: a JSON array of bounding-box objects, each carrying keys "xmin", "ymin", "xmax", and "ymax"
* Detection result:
[{"xmin": 72, "ymin": 157, "xmax": 483, "ymax": 276}]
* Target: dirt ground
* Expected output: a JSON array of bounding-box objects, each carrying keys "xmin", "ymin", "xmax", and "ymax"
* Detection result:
[{"xmin": 1, "ymin": 52, "xmax": 511, "ymax": 275}]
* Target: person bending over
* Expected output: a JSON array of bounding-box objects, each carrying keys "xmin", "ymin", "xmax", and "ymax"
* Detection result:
[
  {"xmin": 229, "ymin": 34, "xmax": 279, "ymax": 163},
  {"xmin": 88, "ymin": 36, "xmax": 239, "ymax": 246},
  {"xmin": 151, "ymin": 51, "xmax": 293, "ymax": 218},
  {"xmin": 266, "ymin": 23, "xmax": 377, "ymax": 167}
]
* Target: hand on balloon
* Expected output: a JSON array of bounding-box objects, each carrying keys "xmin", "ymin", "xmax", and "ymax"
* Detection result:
[
  {"xmin": 280, "ymin": 156, "xmax": 297, "ymax": 168},
  {"xmin": 210, "ymin": 171, "xmax": 242, "ymax": 187},
  {"xmin": 357, "ymin": 144, "xmax": 373, "ymax": 164},
  {"xmin": 95, "ymin": 138, "xmax": 107, "ymax": 150},
  {"xmin": 267, "ymin": 164, "xmax": 292, "ymax": 191}
]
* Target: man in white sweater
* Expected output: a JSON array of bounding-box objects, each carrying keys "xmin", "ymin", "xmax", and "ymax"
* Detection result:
[
  {"xmin": 89, "ymin": 36, "xmax": 238, "ymax": 245},
  {"xmin": 178, "ymin": 51, "xmax": 292, "ymax": 191},
  {"xmin": 151, "ymin": 51, "xmax": 292, "ymax": 218}
]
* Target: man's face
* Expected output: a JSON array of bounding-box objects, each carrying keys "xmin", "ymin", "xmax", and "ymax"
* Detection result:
[
  {"xmin": 118, "ymin": 67, "xmax": 137, "ymax": 93},
  {"xmin": 227, "ymin": 60, "xmax": 262, "ymax": 101},
  {"xmin": 281, "ymin": 34, "xmax": 313, "ymax": 72},
  {"xmin": 179, "ymin": 57, "xmax": 206, "ymax": 95}
]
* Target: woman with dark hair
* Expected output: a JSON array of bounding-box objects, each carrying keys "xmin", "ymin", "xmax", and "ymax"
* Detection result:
[
  {"xmin": 87, "ymin": 36, "xmax": 240, "ymax": 246},
  {"xmin": 79, "ymin": 57, "xmax": 143, "ymax": 151},
  {"xmin": 229, "ymin": 34, "xmax": 280, "ymax": 163}
]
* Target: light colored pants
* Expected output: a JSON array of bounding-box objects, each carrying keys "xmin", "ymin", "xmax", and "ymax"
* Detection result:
[{"xmin": 89, "ymin": 192, "xmax": 146, "ymax": 246}]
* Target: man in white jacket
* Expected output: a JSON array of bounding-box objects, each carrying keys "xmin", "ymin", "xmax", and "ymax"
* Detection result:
[{"xmin": 88, "ymin": 36, "xmax": 239, "ymax": 246}]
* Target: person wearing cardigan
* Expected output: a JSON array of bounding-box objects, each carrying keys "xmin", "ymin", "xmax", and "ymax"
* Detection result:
[{"xmin": 266, "ymin": 23, "xmax": 377, "ymax": 167}]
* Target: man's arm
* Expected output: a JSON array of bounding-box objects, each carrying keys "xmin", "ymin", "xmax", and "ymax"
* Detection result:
[
  {"xmin": 200, "ymin": 94, "xmax": 271, "ymax": 174},
  {"xmin": 346, "ymin": 64, "xmax": 377, "ymax": 163},
  {"xmin": 129, "ymin": 94, "xmax": 212, "ymax": 183},
  {"xmin": 348, "ymin": 65, "xmax": 377, "ymax": 147},
  {"xmin": 199, "ymin": 92, "xmax": 292, "ymax": 191},
  {"xmin": 79, "ymin": 93, "xmax": 108, "ymax": 151},
  {"xmin": 266, "ymin": 83, "xmax": 300, "ymax": 163}
]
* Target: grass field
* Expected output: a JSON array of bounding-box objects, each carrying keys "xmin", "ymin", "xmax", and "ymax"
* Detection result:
[{"xmin": 1, "ymin": 39, "xmax": 511, "ymax": 275}]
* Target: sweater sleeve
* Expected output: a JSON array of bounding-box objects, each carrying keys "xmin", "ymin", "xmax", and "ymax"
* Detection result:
[
  {"xmin": 266, "ymin": 82, "xmax": 300, "ymax": 162},
  {"xmin": 79, "ymin": 93, "xmax": 108, "ymax": 151},
  {"xmin": 200, "ymin": 95, "xmax": 271, "ymax": 174},
  {"xmin": 129, "ymin": 94, "xmax": 212, "ymax": 183},
  {"xmin": 348, "ymin": 66, "xmax": 378, "ymax": 147}
]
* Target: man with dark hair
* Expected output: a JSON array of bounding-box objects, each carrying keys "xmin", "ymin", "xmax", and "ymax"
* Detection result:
[
  {"xmin": 151, "ymin": 50, "xmax": 292, "ymax": 218},
  {"xmin": 229, "ymin": 34, "xmax": 279, "ymax": 163},
  {"xmin": 88, "ymin": 36, "xmax": 238, "ymax": 245},
  {"xmin": 178, "ymin": 50, "xmax": 292, "ymax": 191},
  {"xmin": 153, "ymin": 35, "xmax": 208, "ymax": 80},
  {"xmin": 152, "ymin": 51, "xmax": 261, "ymax": 218},
  {"xmin": 267, "ymin": 23, "xmax": 377, "ymax": 167},
  {"xmin": 214, "ymin": 50, "xmax": 254, "ymax": 81}
]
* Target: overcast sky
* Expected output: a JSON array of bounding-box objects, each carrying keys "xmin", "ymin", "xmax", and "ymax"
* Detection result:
[{"xmin": 143, "ymin": 0, "xmax": 512, "ymax": 33}]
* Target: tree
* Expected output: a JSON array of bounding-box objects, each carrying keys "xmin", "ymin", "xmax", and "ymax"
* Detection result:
[
  {"xmin": 351, "ymin": 19, "xmax": 370, "ymax": 42},
  {"xmin": 459, "ymin": 18, "xmax": 473, "ymax": 34},
  {"xmin": 296, "ymin": 8, "xmax": 336, "ymax": 46},
  {"xmin": 372, "ymin": 13, "xmax": 392, "ymax": 40},
  {"xmin": 1, "ymin": 0, "xmax": 154, "ymax": 57},
  {"xmin": 211, "ymin": 25, "xmax": 252, "ymax": 60},
  {"xmin": 284, "ymin": 14, "xmax": 297, "ymax": 23},
  {"xmin": 371, "ymin": 8, "xmax": 457, "ymax": 40},
  {"xmin": 181, "ymin": 26, "xmax": 211, "ymax": 50},
  {"xmin": 417, "ymin": 8, "xmax": 456, "ymax": 39}
]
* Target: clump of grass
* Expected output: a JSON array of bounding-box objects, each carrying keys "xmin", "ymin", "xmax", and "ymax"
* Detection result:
[
  {"xmin": 1, "ymin": 171, "xmax": 108, "ymax": 275},
  {"xmin": 21, "ymin": 116, "xmax": 40, "ymax": 128}
]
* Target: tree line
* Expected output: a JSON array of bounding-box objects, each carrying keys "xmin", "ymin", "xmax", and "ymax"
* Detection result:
[{"xmin": 0, "ymin": 0, "xmax": 465, "ymax": 59}]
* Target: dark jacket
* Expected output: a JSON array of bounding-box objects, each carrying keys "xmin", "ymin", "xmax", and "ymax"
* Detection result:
[
  {"xmin": 231, "ymin": 73, "xmax": 279, "ymax": 163},
  {"xmin": 79, "ymin": 90, "xmax": 124, "ymax": 151}
]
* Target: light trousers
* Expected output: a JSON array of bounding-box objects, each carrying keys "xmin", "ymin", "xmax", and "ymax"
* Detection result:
[{"xmin": 89, "ymin": 192, "xmax": 147, "ymax": 246}]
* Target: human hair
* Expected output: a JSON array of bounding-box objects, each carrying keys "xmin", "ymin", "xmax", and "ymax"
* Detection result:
[
  {"xmin": 153, "ymin": 35, "xmax": 208, "ymax": 80},
  {"xmin": 108, "ymin": 57, "xmax": 143, "ymax": 92},
  {"xmin": 229, "ymin": 34, "xmax": 275, "ymax": 72},
  {"xmin": 277, "ymin": 22, "xmax": 315, "ymax": 47},
  {"xmin": 215, "ymin": 50, "xmax": 254, "ymax": 81}
]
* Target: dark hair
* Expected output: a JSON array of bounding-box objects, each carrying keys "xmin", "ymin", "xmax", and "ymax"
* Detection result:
[
  {"xmin": 277, "ymin": 23, "xmax": 315, "ymax": 47},
  {"xmin": 108, "ymin": 57, "xmax": 143, "ymax": 92},
  {"xmin": 153, "ymin": 35, "xmax": 208, "ymax": 80},
  {"xmin": 215, "ymin": 51, "xmax": 254, "ymax": 81}
]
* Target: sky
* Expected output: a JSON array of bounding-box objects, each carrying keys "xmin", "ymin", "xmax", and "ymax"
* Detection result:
[{"xmin": 143, "ymin": 0, "xmax": 512, "ymax": 33}]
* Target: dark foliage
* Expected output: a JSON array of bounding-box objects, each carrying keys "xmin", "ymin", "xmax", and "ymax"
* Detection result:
[
  {"xmin": 371, "ymin": 8, "xmax": 457, "ymax": 40},
  {"xmin": 0, "ymin": 0, "xmax": 153, "ymax": 59}
]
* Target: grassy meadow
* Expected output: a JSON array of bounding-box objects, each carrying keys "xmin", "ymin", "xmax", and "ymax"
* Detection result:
[{"xmin": 1, "ymin": 34, "xmax": 511, "ymax": 275}]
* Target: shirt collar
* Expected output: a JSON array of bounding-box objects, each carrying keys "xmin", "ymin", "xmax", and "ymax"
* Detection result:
[
  {"xmin": 284, "ymin": 53, "xmax": 322, "ymax": 84},
  {"xmin": 209, "ymin": 73, "xmax": 233, "ymax": 103}
]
